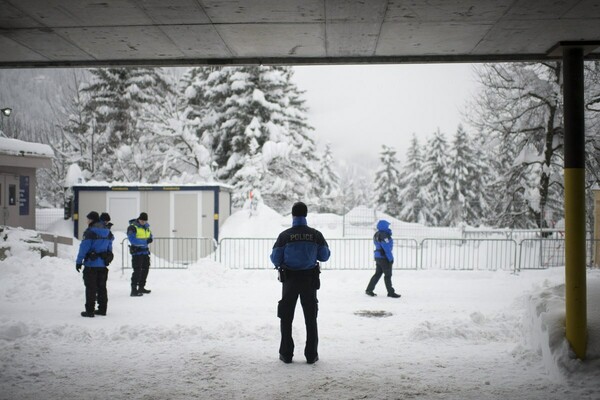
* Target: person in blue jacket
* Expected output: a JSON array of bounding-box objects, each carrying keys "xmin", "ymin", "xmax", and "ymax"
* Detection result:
[
  {"xmin": 127, "ymin": 212, "xmax": 153, "ymax": 297},
  {"xmin": 270, "ymin": 201, "xmax": 330, "ymax": 364},
  {"xmin": 76, "ymin": 211, "xmax": 114, "ymax": 317},
  {"xmin": 365, "ymin": 219, "xmax": 401, "ymax": 298}
]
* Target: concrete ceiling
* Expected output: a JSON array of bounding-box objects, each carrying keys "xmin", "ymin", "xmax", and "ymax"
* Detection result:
[{"xmin": 1, "ymin": 0, "xmax": 600, "ymax": 68}]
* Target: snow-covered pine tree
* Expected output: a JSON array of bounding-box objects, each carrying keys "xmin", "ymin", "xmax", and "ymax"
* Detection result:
[
  {"xmin": 203, "ymin": 66, "xmax": 320, "ymax": 212},
  {"xmin": 81, "ymin": 67, "xmax": 172, "ymax": 182},
  {"xmin": 398, "ymin": 134, "xmax": 432, "ymax": 224},
  {"xmin": 446, "ymin": 125, "xmax": 489, "ymax": 226},
  {"xmin": 314, "ymin": 143, "xmax": 341, "ymax": 213},
  {"xmin": 374, "ymin": 145, "xmax": 402, "ymax": 217},
  {"xmin": 421, "ymin": 128, "xmax": 451, "ymax": 226}
]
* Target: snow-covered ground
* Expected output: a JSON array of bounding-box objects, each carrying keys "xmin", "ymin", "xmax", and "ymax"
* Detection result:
[{"xmin": 1, "ymin": 207, "xmax": 599, "ymax": 400}]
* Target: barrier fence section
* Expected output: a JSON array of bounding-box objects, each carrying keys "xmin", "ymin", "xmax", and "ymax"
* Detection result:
[
  {"xmin": 218, "ymin": 238, "xmax": 274, "ymax": 269},
  {"xmin": 119, "ymin": 237, "xmax": 600, "ymax": 271},
  {"xmin": 121, "ymin": 237, "xmax": 217, "ymax": 271},
  {"xmin": 518, "ymin": 238, "xmax": 600, "ymax": 270},
  {"xmin": 420, "ymin": 238, "xmax": 518, "ymax": 271}
]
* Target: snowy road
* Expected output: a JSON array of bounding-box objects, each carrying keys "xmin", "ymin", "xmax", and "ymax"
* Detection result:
[{"xmin": 1, "ymin": 254, "xmax": 599, "ymax": 400}]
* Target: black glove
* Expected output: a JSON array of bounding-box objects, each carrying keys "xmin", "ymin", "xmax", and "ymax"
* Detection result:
[{"xmin": 76, "ymin": 263, "xmax": 82, "ymax": 273}]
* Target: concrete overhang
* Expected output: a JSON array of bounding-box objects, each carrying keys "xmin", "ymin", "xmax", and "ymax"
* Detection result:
[{"xmin": 1, "ymin": 0, "xmax": 600, "ymax": 68}]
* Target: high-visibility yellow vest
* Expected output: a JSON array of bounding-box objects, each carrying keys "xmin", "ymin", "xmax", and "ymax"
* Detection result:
[{"xmin": 133, "ymin": 225, "xmax": 151, "ymax": 240}]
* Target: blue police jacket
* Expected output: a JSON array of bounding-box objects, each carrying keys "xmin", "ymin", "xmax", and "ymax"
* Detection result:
[
  {"xmin": 76, "ymin": 222, "xmax": 114, "ymax": 267},
  {"xmin": 270, "ymin": 216, "xmax": 330, "ymax": 270},
  {"xmin": 374, "ymin": 219, "xmax": 394, "ymax": 262},
  {"xmin": 127, "ymin": 218, "xmax": 153, "ymax": 256}
]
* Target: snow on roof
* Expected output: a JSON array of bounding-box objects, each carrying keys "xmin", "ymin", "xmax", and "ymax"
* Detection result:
[
  {"xmin": 0, "ymin": 137, "xmax": 54, "ymax": 158},
  {"xmin": 74, "ymin": 180, "xmax": 234, "ymax": 190}
]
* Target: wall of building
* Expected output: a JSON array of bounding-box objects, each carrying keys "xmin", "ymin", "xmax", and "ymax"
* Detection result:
[{"xmin": 0, "ymin": 166, "xmax": 37, "ymax": 230}]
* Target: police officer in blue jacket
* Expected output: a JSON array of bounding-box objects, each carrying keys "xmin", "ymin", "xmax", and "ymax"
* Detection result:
[
  {"xmin": 270, "ymin": 202, "xmax": 330, "ymax": 364},
  {"xmin": 127, "ymin": 212, "xmax": 153, "ymax": 297},
  {"xmin": 76, "ymin": 211, "xmax": 114, "ymax": 317},
  {"xmin": 366, "ymin": 219, "xmax": 401, "ymax": 298}
]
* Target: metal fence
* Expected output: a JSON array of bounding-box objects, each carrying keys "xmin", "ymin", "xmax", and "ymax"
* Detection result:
[
  {"xmin": 420, "ymin": 238, "xmax": 518, "ymax": 271},
  {"xmin": 518, "ymin": 238, "xmax": 600, "ymax": 270},
  {"xmin": 119, "ymin": 236, "xmax": 600, "ymax": 272},
  {"xmin": 121, "ymin": 237, "xmax": 217, "ymax": 271}
]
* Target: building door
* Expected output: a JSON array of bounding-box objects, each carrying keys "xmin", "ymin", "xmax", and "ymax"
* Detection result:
[
  {"xmin": 172, "ymin": 193, "xmax": 201, "ymax": 263},
  {"xmin": 0, "ymin": 174, "xmax": 19, "ymax": 227}
]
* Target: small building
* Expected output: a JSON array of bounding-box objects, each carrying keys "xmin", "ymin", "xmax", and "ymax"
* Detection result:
[
  {"xmin": 71, "ymin": 182, "xmax": 232, "ymax": 242},
  {"xmin": 0, "ymin": 137, "xmax": 53, "ymax": 229}
]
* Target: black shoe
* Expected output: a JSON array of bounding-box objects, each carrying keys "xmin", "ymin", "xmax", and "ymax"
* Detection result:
[
  {"xmin": 387, "ymin": 293, "xmax": 401, "ymax": 298},
  {"xmin": 279, "ymin": 354, "xmax": 292, "ymax": 364},
  {"xmin": 94, "ymin": 310, "xmax": 106, "ymax": 316},
  {"xmin": 138, "ymin": 288, "xmax": 151, "ymax": 294},
  {"xmin": 130, "ymin": 290, "xmax": 143, "ymax": 297},
  {"xmin": 306, "ymin": 355, "xmax": 319, "ymax": 364},
  {"xmin": 81, "ymin": 311, "xmax": 95, "ymax": 318},
  {"xmin": 365, "ymin": 290, "xmax": 376, "ymax": 297}
]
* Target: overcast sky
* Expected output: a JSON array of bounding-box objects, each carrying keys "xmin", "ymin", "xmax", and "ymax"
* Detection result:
[{"xmin": 291, "ymin": 64, "xmax": 480, "ymax": 168}]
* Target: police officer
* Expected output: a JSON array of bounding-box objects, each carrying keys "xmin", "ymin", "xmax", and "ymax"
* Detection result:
[
  {"xmin": 365, "ymin": 219, "xmax": 401, "ymax": 298},
  {"xmin": 127, "ymin": 212, "xmax": 153, "ymax": 297},
  {"xmin": 76, "ymin": 211, "xmax": 114, "ymax": 317},
  {"xmin": 270, "ymin": 202, "xmax": 330, "ymax": 364}
]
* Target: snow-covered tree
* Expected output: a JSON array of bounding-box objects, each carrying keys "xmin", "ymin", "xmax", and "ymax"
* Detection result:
[
  {"xmin": 313, "ymin": 143, "xmax": 341, "ymax": 213},
  {"xmin": 196, "ymin": 66, "xmax": 320, "ymax": 211},
  {"xmin": 81, "ymin": 67, "xmax": 173, "ymax": 182},
  {"xmin": 421, "ymin": 129, "xmax": 451, "ymax": 226},
  {"xmin": 446, "ymin": 125, "xmax": 490, "ymax": 226},
  {"xmin": 470, "ymin": 63, "xmax": 564, "ymax": 228},
  {"xmin": 374, "ymin": 145, "xmax": 402, "ymax": 217},
  {"xmin": 398, "ymin": 134, "xmax": 431, "ymax": 224}
]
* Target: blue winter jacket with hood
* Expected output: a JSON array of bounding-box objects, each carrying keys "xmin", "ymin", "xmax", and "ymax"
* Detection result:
[
  {"xmin": 76, "ymin": 221, "xmax": 114, "ymax": 267},
  {"xmin": 373, "ymin": 219, "xmax": 394, "ymax": 262},
  {"xmin": 270, "ymin": 216, "xmax": 330, "ymax": 271}
]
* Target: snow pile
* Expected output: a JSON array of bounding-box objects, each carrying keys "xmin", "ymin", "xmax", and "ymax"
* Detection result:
[{"xmin": 525, "ymin": 278, "xmax": 600, "ymax": 383}]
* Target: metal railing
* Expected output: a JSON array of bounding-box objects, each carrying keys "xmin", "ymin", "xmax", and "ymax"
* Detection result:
[
  {"xmin": 121, "ymin": 237, "xmax": 217, "ymax": 271},
  {"xmin": 518, "ymin": 238, "xmax": 600, "ymax": 271},
  {"xmin": 420, "ymin": 238, "xmax": 518, "ymax": 271},
  {"xmin": 119, "ymin": 236, "xmax": 600, "ymax": 272}
]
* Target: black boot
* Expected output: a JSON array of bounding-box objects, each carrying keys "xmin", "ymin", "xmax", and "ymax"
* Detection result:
[
  {"xmin": 81, "ymin": 311, "xmax": 95, "ymax": 318},
  {"xmin": 131, "ymin": 286, "xmax": 143, "ymax": 297},
  {"xmin": 138, "ymin": 286, "xmax": 151, "ymax": 294}
]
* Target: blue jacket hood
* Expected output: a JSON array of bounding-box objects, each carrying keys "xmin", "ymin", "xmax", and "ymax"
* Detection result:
[{"xmin": 376, "ymin": 219, "xmax": 391, "ymax": 231}]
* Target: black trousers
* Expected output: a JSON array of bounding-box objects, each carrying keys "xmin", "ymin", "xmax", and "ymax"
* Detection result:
[
  {"xmin": 83, "ymin": 267, "xmax": 108, "ymax": 313},
  {"xmin": 278, "ymin": 268, "xmax": 320, "ymax": 361},
  {"xmin": 366, "ymin": 258, "xmax": 395, "ymax": 295},
  {"xmin": 131, "ymin": 254, "xmax": 150, "ymax": 288}
]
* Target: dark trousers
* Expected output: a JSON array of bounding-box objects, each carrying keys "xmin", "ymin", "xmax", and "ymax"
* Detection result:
[
  {"xmin": 278, "ymin": 268, "xmax": 320, "ymax": 361},
  {"xmin": 83, "ymin": 267, "xmax": 108, "ymax": 313},
  {"xmin": 131, "ymin": 254, "xmax": 150, "ymax": 288},
  {"xmin": 366, "ymin": 258, "xmax": 395, "ymax": 295}
]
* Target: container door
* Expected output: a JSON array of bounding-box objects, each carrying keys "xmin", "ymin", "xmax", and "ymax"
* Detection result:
[
  {"xmin": 172, "ymin": 193, "xmax": 200, "ymax": 263},
  {"xmin": 106, "ymin": 192, "xmax": 140, "ymax": 233}
]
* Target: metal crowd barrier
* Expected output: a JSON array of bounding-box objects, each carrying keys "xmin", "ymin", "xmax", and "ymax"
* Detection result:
[
  {"xmin": 518, "ymin": 238, "xmax": 600, "ymax": 271},
  {"xmin": 119, "ymin": 237, "xmax": 600, "ymax": 272},
  {"xmin": 121, "ymin": 237, "xmax": 217, "ymax": 271},
  {"xmin": 420, "ymin": 238, "xmax": 518, "ymax": 271}
]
